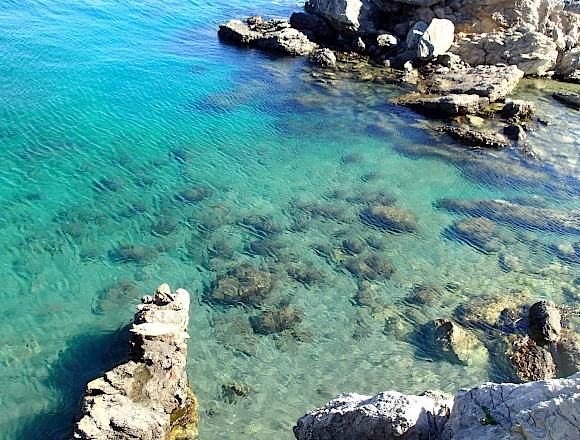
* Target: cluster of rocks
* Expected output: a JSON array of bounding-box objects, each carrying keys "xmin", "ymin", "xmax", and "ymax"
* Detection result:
[
  {"xmin": 293, "ymin": 372, "xmax": 580, "ymax": 440},
  {"xmin": 72, "ymin": 284, "xmax": 198, "ymax": 440}
]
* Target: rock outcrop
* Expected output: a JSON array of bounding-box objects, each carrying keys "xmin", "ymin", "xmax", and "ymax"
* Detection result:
[
  {"xmin": 294, "ymin": 373, "xmax": 580, "ymax": 440},
  {"xmin": 72, "ymin": 284, "xmax": 198, "ymax": 440},
  {"xmin": 391, "ymin": 93, "xmax": 489, "ymax": 116}
]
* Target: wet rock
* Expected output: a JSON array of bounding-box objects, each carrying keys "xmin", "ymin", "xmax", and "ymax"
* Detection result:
[
  {"xmin": 209, "ymin": 264, "xmax": 275, "ymax": 306},
  {"xmin": 404, "ymin": 284, "xmax": 442, "ymax": 307},
  {"xmin": 344, "ymin": 190, "xmax": 396, "ymax": 206},
  {"xmin": 426, "ymin": 65, "xmax": 524, "ymax": 102},
  {"xmin": 503, "ymin": 123, "xmax": 527, "ymax": 141},
  {"xmin": 294, "ymin": 390, "xmax": 453, "ymax": 440},
  {"xmin": 99, "ymin": 281, "xmax": 141, "ymax": 312},
  {"xmin": 391, "ymin": 93, "xmax": 490, "ymax": 117},
  {"xmin": 251, "ymin": 306, "xmax": 304, "ymax": 334},
  {"xmin": 151, "ymin": 217, "xmax": 178, "ymax": 236},
  {"xmin": 550, "ymin": 339, "xmax": 580, "ymax": 378},
  {"xmin": 501, "ymin": 335, "xmax": 556, "ymax": 382},
  {"xmin": 247, "ymin": 238, "xmax": 283, "ymax": 258},
  {"xmin": 417, "ymin": 18, "xmax": 454, "ymax": 59},
  {"xmin": 240, "ymin": 214, "xmax": 283, "ymax": 237},
  {"xmin": 429, "ymin": 318, "xmax": 489, "ymax": 367},
  {"xmin": 110, "ymin": 244, "xmax": 155, "ymax": 263},
  {"xmin": 221, "ymin": 382, "xmax": 252, "ymax": 404},
  {"xmin": 218, "ymin": 18, "xmax": 317, "ymax": 56},
  {"xmin": 344, "ymin": 253, "xmax": 395, "ymax": 280},
  {"xmin": 434, "ymin": 126, "xmax": 510, "ymax": 149},
  {"xmin": 355, "ymin": 281, "xmax": 390, "ymax": 314},
  {"xmin": 443, "ymin": 373, "xmax": 580, "ymax": 440},
  {"xmin": 72, "ymin": 286, "xmax": 198, "ymax": 440},
  {"xmin": 286, "ymin": 264, "xmax": 324, "ymax": 286},
  {"xmin": 553, "ymin": 91, "xmax": 580, "ymax": 110},
  {"xmin": 502, "ymin": 99, "xmax": 536, "ymax": 120},
  {"xmin": 290, "ymin": 12, "xmax": 337, "ymax": 43},
  {"xmin": 360, "ymin": 205, "xmax": 418, "ymax": 233},
  {"xmin": 529, "ymin": 300, "xmax": 562, "ymax": 346},
  {"xmin": 436, "ymin": 198, "xmax": 580, "ymax": 235},
  {"xmin": 309, "ymin": 48, "xmax": 337, "ymax": 68},
  {"xmin": 214, "ymin": 313, "xmax": 260, "ymax": 356},
  {"xmin": 446, "ymin": 217, "xmax": 502, "ymax": 253},
  {"xmin": 406, "ymin": 21, "xmax": 429, "ymax": 50},
  {"xmin": 342, "ymin": 153, "xmax": 363, "ymax": 164},
  {"xmin": 175, "ymin": 186, "xmax": 214, "ymax": 204},
  {"xmin": 296, "ymin": 202, "xmax": 351, "ymax": 222},
  {"xmin": 342, "ymin": 238, "xmax": 366, "ymax": 255}
]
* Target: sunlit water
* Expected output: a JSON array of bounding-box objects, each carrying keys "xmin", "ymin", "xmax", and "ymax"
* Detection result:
[{"xmin": 1, "ymin": 1, "xmax": 580, "ymax": 439}]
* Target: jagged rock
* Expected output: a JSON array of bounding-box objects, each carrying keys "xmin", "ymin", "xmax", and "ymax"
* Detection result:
[
  {"xmin": 293, "ymin": 390, "xmax": 453, "ymax": 440},
  {"xmin": 503, "ymin": 123, "xmax": 527, "ymax": 140},
  {"xmin": 290, "ymin": 12, "xmax": 336, "ymax": 42},
  {"xmin": 556, "ymin": 47, "xmax": 580, "ymax": 82},
  {"xmin": 550, "ymin": 339, "xmax": 580, "ymax": 378},
  {"xmin": 426, "ymin": 65, "xmax": 524, "ymax": 102},
  {"xmin": 406, "ymin": 21, "xmax": 429, "ymax": 50},
  {"xmin": 305, "ymin": 0, "xmax": 377, "ymax": 35},
  {"xmin": 452, "ymin": 29, "xmax": 558, "ymax": 76},
  {"xmin": 502, "ymin": 99, "xmax": 536, "ymax": 119},
  {"xmin": 391, "ymin": 93, "xmax": 489, "ymax": 116},
  {"xmin": 436, "ymin": 198, "xmax": 580, "ymax": 235},
  {"xmin": 72, "ymin": 286, "xmax": 198, "ymax": 440},
  {"xmin": 218, "ymin": 18, "xmax": 317, "ymax": 56},
  {"xmin": 435, "ymin": 126, "xmax": 510, "ymax": 149},
  {"xmin": 417, "ymin": 18, "xmax": 455, "ymax": 59},
  {"xmin": 500, "ymin": 335, "xmax": 556, "ymax": 382},
  {"xmin": 443, "ymin": 373, "xmax": 580, "ymax": 440},
  {"xmin": 360, "ymin": 205, "xmax": 418, "ymax": 233},
  {"xmin": 529, "ymin": 300, "xmax": 562, "ymax": 346},
  {"xmin": 553, "ymin": 91, "xmax": 580, "ymax": 109}
]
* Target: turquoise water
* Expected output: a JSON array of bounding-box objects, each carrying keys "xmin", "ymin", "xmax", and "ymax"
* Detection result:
[{"xmin": 2, "ymin": 1, "xmax": 580, "ymax": 439}]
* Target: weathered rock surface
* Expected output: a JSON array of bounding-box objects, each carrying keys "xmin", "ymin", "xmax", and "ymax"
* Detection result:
[
  {"xmin": 392, "ymin": 93, "xmax": 489, "ymax": 116},
  {"xmin": 417, "ymin": 18, "xmax": 455, "ymax": 59},
  {"xmin": 72, "ymin": 285, "xmax": 198, "ymax": 440},
  {"xmin": 556, "ymin": 47, "xmax": 580, "ymax": 81},
  {"xmin": 293, "ymin": 390, "xmax": 454, "ymax": 440},
  {"xmin": 529, "ymin": 300, "xmax": 562, "ymax": 346},
  {"xmin": 430, "ymin": 319, "xmax": 489, "ymax": 367},
  {"xmin": 426, "ymin": 65, "xmax": 524, "ymax": 102},
  {"xmin": 502, "ymin": 99, "xmax": 536, "ymax": 119},
  {"xmin": 305, "ymin": 0, "xmax": 378, "ymax": 35},
  {"xmin": 443, "ymin": 373, "xmax": 580, "ymax": 440},
  {"xmin": 435, "ymin": 126, "xmax": 510, "ymax": 149},
  {"xmin": 218, "ymin": 18, "xmax": 317, "ymax": 56},
  {"xmin": 310, "ymin": 48, "xmax": 337, "ymax": 67}
]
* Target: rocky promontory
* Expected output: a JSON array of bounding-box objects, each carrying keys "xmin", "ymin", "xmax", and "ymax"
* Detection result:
[{"xmin": 71, "ymin": 284, "xmax": 198, "ymax": 440}]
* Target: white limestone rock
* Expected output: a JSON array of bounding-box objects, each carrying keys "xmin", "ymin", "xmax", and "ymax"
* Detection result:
[{"xmin": 417, "ymin": 19, "xmax": 455, "ymax": 59}]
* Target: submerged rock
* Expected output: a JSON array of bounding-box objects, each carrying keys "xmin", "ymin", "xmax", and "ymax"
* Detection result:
[
  {"xmin": 209, "ymin": 264, "xmax": 275, "ymax": 306},
  {"xmin": 344, "ymin": 253, "xmax": 395, "ymax": 280},
  {"xmin": 109, "ymin": 244, "xmax": 155, "ymax": 263},
  {"xmin": 360, "ymin": 205, "xmax": 418, "ymax": 233},
  {"xmin": 175, "ymin": 186, "xmax": 214, "ymax": 204},
  {"xmin": 294, "ymin": 390, "xmax": 453, "ymax": 440},
  {"xmin": 499, "ymin": 335, "xmax": 556, "ymax": 382},
  {"xmin": 553, "ymin": 91, "xmax": 580, "ymax": 110},
  {"xmin": 445, "ymin": 217, "xmax": 502, "ymax": 253},
  {"xmin": 72, "ymin": 285, "xmax": 198, "ymax": 440},
  {"xmin": 429, "ymin": 318, "xmax": 489, "ymax": 367},
  {"xmin": 251, "ymin": 306, "xmax": 304, "ymax": 334}
]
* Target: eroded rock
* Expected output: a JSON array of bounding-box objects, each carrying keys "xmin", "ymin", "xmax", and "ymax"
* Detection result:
[
  {"xmin": 435, "ymin": 126, "xmax": 510, "ymax": 149},
  {"xmin": 392, "ymin": 93, "xmax": 489, "ymax": 116}
]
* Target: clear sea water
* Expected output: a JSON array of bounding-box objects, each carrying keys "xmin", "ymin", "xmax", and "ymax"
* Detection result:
[{"xmin": 2, "ymin": 1, "xmax": 580, "ymax": 439}]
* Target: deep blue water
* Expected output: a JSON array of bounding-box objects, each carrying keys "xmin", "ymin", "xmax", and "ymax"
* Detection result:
[{"xmin": 1, "ymin": 1, "xmax": 580, "ymax": 439}]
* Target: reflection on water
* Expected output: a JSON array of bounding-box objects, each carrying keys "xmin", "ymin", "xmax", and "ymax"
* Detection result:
[{"xmin": 1, "ymin": 1, "xmax": 580, "ymax": 440}]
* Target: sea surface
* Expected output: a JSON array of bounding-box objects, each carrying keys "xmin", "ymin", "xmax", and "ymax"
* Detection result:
[{"xmin": 1, "ymin": 1, "xmax": 580, "ymax": 439}]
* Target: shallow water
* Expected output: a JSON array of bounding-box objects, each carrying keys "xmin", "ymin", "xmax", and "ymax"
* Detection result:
[{"xmin": 1, "ymin": 1, "xmax": 580, "ymax": 439}]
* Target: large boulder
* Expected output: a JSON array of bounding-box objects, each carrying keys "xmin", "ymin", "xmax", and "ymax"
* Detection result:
[
  {"xmin": 293, "ymin": 391, "xmax": 453, "ymax": 440},
  {"xmin": 426, "ymin": 65, "xmax": 524, "ymax": 102},
  {"xmin": 417, "ymin": 18, "xmax": 455, "ymax": 59},
  {"xmin": 557, "ymin": 47, "xmax": 580, "ymax": 81},
  {"xmin": 406, "ymin": 21, "xmax": 429, "ymax": 50},
  {"xmin": 310, "ymin": 48, "xmax": 337, "ymax": 67},
  {"xmin": 529, "ymin": 300, "xmax": 562, "ymax": 346},
  {"xmin": 305, "ymin": 0, "xmax": 378, "ymax": 35},
  {"xmin": 443, "ymin": 373, "xmax": 580, "ymax": 440}
]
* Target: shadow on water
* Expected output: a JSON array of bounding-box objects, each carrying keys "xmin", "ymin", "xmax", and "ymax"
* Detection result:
[{"xmin": 17, "ymin": 324, "xmax": 132, "ymax": 440}]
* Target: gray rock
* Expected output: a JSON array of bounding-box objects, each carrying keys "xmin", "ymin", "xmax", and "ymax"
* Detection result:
[
  {"xmin": 293, "ymin": 390, "xmax": 453, "ymax": 440},
  {"xmin": 72, "ymin": 285, "xmax": 198, "ymax": 440},
  {"xmin": 502, "ymin": 99, "xmax": 536, "ymax": 119},
  {"xmin": 551, "ymin": 339, "xmax": 580, "ymax": 378},
  {"xmin": 529, "ymin": 300, "xmax": 562, "ymax": 346},
  {"xmin": 406, "ymin": 21, "xmax": 428, "ymax": 50},
  {"xmin": 290, "ymin": 12, "xmax": 337, "ymax": 42},
  {"xmin": 443, "ymin": 373, "xmax": 580, "ymax": 440},
  {"xmin": 431, "ymin": 319, "xmax": 489, "ymax": 367},
  {"xmin": 503, "ymin": 123, "xmax": 527, "ymax": 140},
  {"xmin": 310, "ymin": 48, "xmax": 337, "ymax": 68},
  {"xmin": 306, "ymin": 0, "xmax": 377, "ymax": 35},
  {"xmin": 392, "ymin": 93, "xmax": 490, "ymax": 116},
  {"xmin": 360, "ymin": 205, "xmax": 418, "ymax": 233},
  {"xmin": 417, "ymin": 18, "xmax": 455, "ymax": 59},
  {"xmin": 557, "ymin": 47, "xmax": 580, "ymax": 82},
  {"xmin": 553, "ymin": 91, "xmax": 580, "ymax": 110},
  {"xmin": 427, "ymin": 65, "xmax": 524, "ymax": 102},
  {"xmin": 218, "ymin": 18, "xmax": 317, "ymax": 56},
  {"xmin": 435, "ymin": 126, "xmax": 510, "ymax": 149}
]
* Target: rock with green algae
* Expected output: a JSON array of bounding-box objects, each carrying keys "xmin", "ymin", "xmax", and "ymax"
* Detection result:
[{"xmin": 72, "ymin": 284, "xmax": 199, "ymax": 440}]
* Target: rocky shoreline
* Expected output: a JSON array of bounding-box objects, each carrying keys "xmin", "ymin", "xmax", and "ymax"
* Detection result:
[{"xmin": 71, "ymin": 285, "xmax": 198, "ymax": 440}]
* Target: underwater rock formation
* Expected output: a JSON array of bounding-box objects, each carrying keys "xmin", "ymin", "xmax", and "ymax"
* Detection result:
[
  {"xmin": 360, "ymin": 205, "xmax": 418, "ymax": 233},
  {"xmin": 72, "ymin": 284, "xmax": 198, "ymax": 440},
  {"xmin": 295, "ymin": 373, "xmax": 580, "ymax": 440},
  {"xmin": 209, "ymin": 264, "xmax": 276, "ymax": 306}
]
